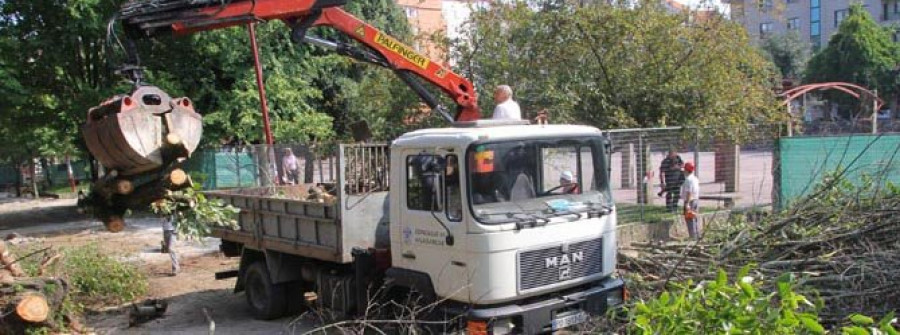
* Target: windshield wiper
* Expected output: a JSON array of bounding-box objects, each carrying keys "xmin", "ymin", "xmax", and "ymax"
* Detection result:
[
  {"xmin": 507, "ymin": 212, "xmax": 550, "ymax": 230},
  {"xmin": 584, "ymin": 201, "xmax": 613, "ymax": 218}
]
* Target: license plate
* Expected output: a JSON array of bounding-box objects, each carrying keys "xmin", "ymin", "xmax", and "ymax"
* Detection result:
[{"xmin": 551, "ymin": 311, "xmax": 589, "ymax": 330}]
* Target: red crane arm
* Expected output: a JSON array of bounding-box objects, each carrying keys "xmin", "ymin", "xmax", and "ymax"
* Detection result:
[{"xmin": 122, "ymin": 0, "xmax": 480, "ymax": 121}]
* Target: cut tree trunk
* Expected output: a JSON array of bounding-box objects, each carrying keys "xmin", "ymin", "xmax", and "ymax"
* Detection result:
[
  {"xmin": 0, "ymin": 277, "xmax": 69, "ymax": 333},
  {"xmin": 15, "ymin": 294, "xmax": 49, "ymax": 323}
]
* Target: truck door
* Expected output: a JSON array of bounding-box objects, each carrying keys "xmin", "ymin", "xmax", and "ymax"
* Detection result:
[{"xmin": 397, "ymin": 150, "xmax": 469, "ymax": 300}]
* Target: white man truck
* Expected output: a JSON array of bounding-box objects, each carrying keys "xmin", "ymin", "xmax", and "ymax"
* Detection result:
[{"xmin": 208, "ymin": 119, "xmax": 624, "ymax": 334}]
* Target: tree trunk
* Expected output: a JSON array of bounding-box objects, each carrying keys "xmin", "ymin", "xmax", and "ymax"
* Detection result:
[
  {"xmin": 0, "ymin": 278, "xmax": 69, "ymax": 333},
  {"xmin": 303, "ymin": 146, "xmax": 315, "ymax": 184},
  {"xmin": 88, "ymin": 154, "xmax": 99, "ymax": 182},
  {"xmin": 14, "ymin": 161, "xmax": 22, "ymax": 198},
  {"xmin": 14, "ymin": 294, "xmax": 49, "ymax": 323},
  {"xmin": 39, "ymin": 158, "xmax": 51, "ymax": 189},
  {"xmin": 30, "ymin": 160, "xmax": 39, "ymax": 199}
]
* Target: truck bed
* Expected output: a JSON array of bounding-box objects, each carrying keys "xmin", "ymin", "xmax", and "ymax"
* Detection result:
[{"xmin": 207, "ymin": 144, "xmax": 390, "ymax": 263}]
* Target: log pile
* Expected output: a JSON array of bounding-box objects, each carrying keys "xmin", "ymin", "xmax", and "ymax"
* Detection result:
[
  {"xmin": 0, "ymin": 241, "xmax": 70, "ymax": 333},
  {"xmin": 620, "ymin": 183, "xmax": 900, "ymax": 324}
]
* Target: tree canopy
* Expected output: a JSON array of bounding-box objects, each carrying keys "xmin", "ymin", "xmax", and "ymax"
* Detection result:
[
  {"xmin": 0, "ymin": 0, "xmax": 423, "ymax": 162},
  {"xmin": 0, "ymin": 0, "xmax": 786, "ymax": 167},
  {"xmin": 760, "ymin": 31, "xmax": 811, "ymax": 80},
  {"xmin": 805, "ymin": 4, "xmax": 900, "ymax": 101},
  {"xmin": 451, "ymin": 1, "xmax": 782, "ymax": 136}
]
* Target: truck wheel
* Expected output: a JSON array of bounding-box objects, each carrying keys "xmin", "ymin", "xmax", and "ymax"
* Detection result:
[{"xmin": 244, "ymin": 262, "xmax": 287, "ymax": 320}]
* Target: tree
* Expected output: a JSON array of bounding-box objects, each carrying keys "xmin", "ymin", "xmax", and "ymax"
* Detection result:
[
  {"xmin": 760, "ymin": 31, "xmax": 811, "ymax": 79},
  {"xmin": 452, "ymin": 1, "xmax": 782, "ymax": 137},
  {"xmin": 0, "ymin": 0, "xmax": 129, "ymax": 157},
  {"xmin": 804, "ymin": 3, "xmax": 900, "ymax": 117}
]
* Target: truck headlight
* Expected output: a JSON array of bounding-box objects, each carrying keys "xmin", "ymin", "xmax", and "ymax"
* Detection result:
[
  {"xmin": 606, "ymin": 288, "xmax": 625, "ymax": 307},
  {"xmin": 467, "ymin": 318, "xmax": 516, "ymax": 335},
  {"xmin": 491, "ymin": 318, "xmax": 515, "ymax": 335}
]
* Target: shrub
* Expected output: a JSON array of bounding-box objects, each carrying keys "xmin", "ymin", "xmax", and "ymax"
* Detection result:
[
  {"xmin": 628, "ymin": 266, "xmax": 823, "ymax": 334},
  {"xmin": 626, "ymin": 265, "xmax": 900, "ymax": 334},
  {"xmin": 61, "ymin": 244, "xmax": 148, "ymax": 305}
]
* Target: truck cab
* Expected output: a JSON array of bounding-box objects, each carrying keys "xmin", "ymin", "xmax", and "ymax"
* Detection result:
[{"xmin": 389, "ymin": 119, "xmax": 624, "ymax": 333}]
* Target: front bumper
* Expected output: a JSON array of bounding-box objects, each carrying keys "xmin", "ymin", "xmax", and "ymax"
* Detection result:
[{"xmin": 467, "ymin": 277, "xmax": 625, "ymax": 334}]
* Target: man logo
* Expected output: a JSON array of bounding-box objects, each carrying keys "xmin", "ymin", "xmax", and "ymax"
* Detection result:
[
  {"xmin": 559, "ymin": 266, "xmax": 571, "ymax": 280},
  {"xmin": 545, "ymin": 251, "xmax": 584, "ymax": 269}
]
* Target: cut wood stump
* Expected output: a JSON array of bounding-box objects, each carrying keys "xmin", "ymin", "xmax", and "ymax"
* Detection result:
[
  {"xmin": 103, "ymin": 215, "xmax": 126, "ymax": 233},
  {"xmin": 0, "ymin": 277, "xmax": 69, "ymax": 333},
  {"xmin": 169, "ymin": 169, "xmax": 187, "ymax": 186},
  {"xmin": 15, "ymin": 294, "xmax": 49, "ymax": 323}
]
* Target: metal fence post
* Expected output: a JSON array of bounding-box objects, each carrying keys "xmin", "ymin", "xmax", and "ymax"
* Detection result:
[
  {"xmin": 621, "ymin": 143, "xmax": 635, "ymax": 189},
  {"xmin": 693, "ymin": 128, "xmax": 700, "ymax": 179}
]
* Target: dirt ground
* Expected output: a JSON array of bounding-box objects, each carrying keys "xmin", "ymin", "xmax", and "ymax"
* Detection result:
[{"xmin": 0, "ymin": 194, "xmax": 318, "ymax": 334}]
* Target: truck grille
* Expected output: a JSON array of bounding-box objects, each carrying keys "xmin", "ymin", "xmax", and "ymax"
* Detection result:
[{"xmin": 518, "ymin": 238, "xmax": 603, "ymax": 291}]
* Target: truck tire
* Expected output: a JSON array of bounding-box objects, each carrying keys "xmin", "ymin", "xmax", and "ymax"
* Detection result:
[{"xmin": 244, "ymin": 261, "xmax": 287, "ymax": 320}]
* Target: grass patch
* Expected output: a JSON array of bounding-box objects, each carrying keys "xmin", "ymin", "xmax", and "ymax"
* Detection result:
[
  {"xmin": 10, "ymin": 243, "xmax": 147, "ymax": 306},
  {"xmin": 62, "ymin": 244, "xmax": 148, "ymax": 305},
  {"xmin": 617, "ymin": 204, "xmax": 718, "ymax": 224},
  {"xmin": 7, "ymin": 243, "xmax": 147, "ymax": 333}
]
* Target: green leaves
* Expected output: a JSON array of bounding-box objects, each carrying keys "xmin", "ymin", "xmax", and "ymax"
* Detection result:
[
  {"xmin": 628, "ymin": 264, "xmax": 900, "ymax": 334},
  {"xmin": 452, "ymin": 2, "xmax": 781, "ymax": 138},
  {"xmin": 150, "ymin": 183, "xmax": 240, "ymax": 240},
  {"xmin": 627, "ymin": 266, "xmax": 821, "ymax": 334},
  {"xmin": 759, "ymin": 31, "xmax": 811, "ymax": 79},
  {"xmin": 805, "ymin": 3, "xmax": 900, "ymax": 114}
]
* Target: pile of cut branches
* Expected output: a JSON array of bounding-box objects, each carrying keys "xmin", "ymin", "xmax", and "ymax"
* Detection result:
[{"xmin": 620, "ymin": 171, "xmax": 900, "ymax": 323}]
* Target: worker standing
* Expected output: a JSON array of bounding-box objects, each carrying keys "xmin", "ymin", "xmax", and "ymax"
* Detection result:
[
  {"xmin": 162, "ymin": 214, "xmax": 180, "ymax": 276},
  {"xmin": 282, "ymin": 148, "xmax": 300, "ymax": 184},
  {"xmin": 680, "ymin": 162, "xmax": 701, "ymax": 240},
  {"xmin": 491, "ymin": 85, "xmax": 521, "ymax": 120},
  {"xmin": 658, "ymin": 149, "xmax": 685, "ymax": 212}
]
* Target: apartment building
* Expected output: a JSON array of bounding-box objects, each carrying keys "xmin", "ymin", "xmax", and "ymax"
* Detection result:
[
  {"xmin": 727, "ymin": 0, "xmax": 900, "ymax": 49},
  {"xmin": 395, "ymin": 0, "xmax": 447, "ymax": 58}
]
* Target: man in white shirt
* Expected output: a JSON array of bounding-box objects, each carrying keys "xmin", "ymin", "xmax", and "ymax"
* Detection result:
[
  {"xmin": 491, "ymin": 85, "xmax": 522, "ymax": 120},
  {"xmin": 680, "ymin": 162, "xmax": 701, "ymax": 240}
]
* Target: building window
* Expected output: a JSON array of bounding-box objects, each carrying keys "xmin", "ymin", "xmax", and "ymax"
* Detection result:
[
  {"xmin": 760, "ymin": 22, "xmax": 774, "ymax": 37},
  {"xmin": 787, "ymin": 17, "xmax": 800, "ymax": 30},
  {"xmin": 403, "ymin": 6, "xmax": 418, "ymax": 19},
  {"xmin": 758, "ymin": 0, "xmax": 774, "ymax": 12},
  {"xmin": 835, "ymin": 9, "xmax": 849, "ymax": 27},
  {"xmin": 885, "ymin": 2, "xmax": 900, "ymax": 21},
  {"xmin": 786, "ymin": 0, "xmax": 798, "ymax": 3},
  {"xmin": 811, "ymin": 0, "xmax": 820, "ymax": 50}
]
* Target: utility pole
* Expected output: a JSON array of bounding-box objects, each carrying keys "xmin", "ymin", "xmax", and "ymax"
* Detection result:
[
  {"xmin": 873, "ymin": 89, "xmax": 878, "ymax": 135},
  {"xmin": 249, "ymin": 22, "xmax": 279, "ymax": 185}
]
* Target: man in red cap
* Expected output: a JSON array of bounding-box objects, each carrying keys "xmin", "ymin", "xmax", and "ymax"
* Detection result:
[{"xmin": 680, "ymin": 162, "xmax": 701, "ymax": 239}]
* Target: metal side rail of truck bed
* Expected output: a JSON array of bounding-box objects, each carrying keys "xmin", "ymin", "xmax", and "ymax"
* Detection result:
[{"xmin": 207, "ymin": 143, "xmax": 391, "ymax": 264}]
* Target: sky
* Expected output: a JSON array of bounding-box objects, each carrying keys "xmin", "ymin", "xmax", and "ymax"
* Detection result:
[{"xmin": 674, "ymin": 0, "xmax": 729, "ymax": 11}]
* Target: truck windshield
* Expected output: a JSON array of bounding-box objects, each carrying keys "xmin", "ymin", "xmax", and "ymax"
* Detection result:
[{"xmin": 466, "ymin": 137, "xmax": 612, "ymax": 224}]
